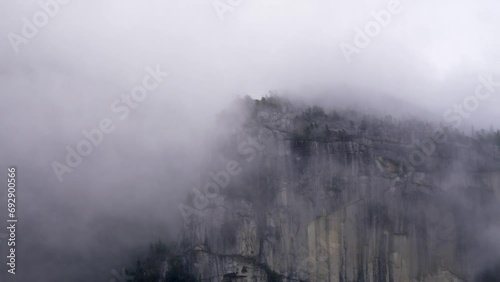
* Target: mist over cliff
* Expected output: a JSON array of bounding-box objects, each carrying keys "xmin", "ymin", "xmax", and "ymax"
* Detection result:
[
  {"xmin": 0, "ymin": 1, "xmax": 500, "ymax": 282},
  {"xmin": 126, "ymin": 96, "xmax": 500, "ymax": 282}
]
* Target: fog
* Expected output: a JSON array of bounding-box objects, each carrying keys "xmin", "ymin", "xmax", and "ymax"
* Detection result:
[{"xmin": 0, "ymin": 0, "xmax": 499, "ymax": 281}]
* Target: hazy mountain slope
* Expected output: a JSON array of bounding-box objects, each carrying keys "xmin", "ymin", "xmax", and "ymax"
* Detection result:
[{"xmin": 135, "ymin": 97, "xmax": 500, "ymax": 282}]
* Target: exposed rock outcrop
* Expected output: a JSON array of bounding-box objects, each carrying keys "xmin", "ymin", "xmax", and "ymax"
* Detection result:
[{"xmin": 178, "ymin": 97, "xmax": 500, "ymax": 282}]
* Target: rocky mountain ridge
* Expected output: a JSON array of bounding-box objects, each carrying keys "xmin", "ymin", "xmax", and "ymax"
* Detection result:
[{"xmin": 134, "ymin": 96, "xmax": 500, "ymax": 282}]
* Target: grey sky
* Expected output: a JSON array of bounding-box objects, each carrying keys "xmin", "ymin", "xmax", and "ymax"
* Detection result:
[{"xmin": 1, "ymin": 0, "xmax": 499, "ymax": 124}]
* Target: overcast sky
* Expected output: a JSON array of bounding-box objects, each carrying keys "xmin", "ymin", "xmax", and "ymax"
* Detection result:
[
  {"xmin": 1, "ymin": 0, "xmax": 500, "ymax": 120},
  {"xmin": 0, "ymin": 0, "xmax": 499, "ymax": 281}
]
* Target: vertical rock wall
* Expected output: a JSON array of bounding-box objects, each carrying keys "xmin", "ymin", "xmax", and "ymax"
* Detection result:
[{"xmin": 180, "ymin": 126, "xmax": 500, "ymax": 282}]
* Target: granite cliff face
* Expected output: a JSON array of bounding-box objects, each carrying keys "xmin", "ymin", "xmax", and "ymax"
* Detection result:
[{"xmin": 178, "ymin": 97, "xmax": 500, "ymax": 282}]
